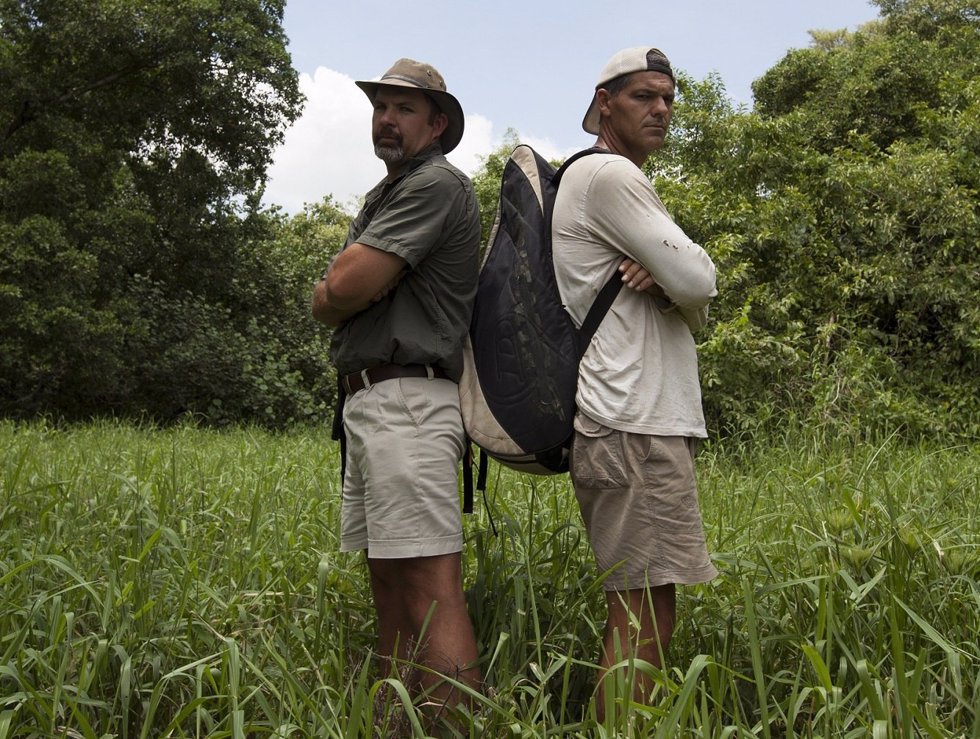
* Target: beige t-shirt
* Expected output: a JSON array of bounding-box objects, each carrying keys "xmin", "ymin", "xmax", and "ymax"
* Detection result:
[{"xmin": 553, "ymin": 154, "xmax": 717, "ymax": 437}]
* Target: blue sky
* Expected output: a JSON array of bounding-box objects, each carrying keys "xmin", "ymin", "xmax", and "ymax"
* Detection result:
[{"xmin": 264, "ymin": 0, "xmax": 881, "ymax": 213}]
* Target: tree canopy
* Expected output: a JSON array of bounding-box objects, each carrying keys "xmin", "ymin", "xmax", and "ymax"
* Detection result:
[
  {"xmin": 1, "ymin": 0, "xmax": 977, "ymax": 438},
  {"xmin": 0, "ymin": 0, "xmax": 326, "ymax": 425},
  {"xmin": 643, "ymin": 0, "xmax": 979, "ymax": 437}
]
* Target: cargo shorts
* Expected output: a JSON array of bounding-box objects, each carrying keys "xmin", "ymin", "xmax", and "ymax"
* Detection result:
[
  {"xmin": 340, "ymin": 376, "xmax": 466, "ymax": 559},
  {"xmin": 570, "ymin": 413, "xmax": 718, "ymax": 591}
]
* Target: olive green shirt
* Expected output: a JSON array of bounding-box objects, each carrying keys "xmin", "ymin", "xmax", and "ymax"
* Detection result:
[{"xmin": 329, "ymin": 146, "xmax": 481, "ymax": 381}]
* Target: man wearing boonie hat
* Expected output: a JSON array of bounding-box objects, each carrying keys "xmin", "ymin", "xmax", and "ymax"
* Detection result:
[
  {"xmin": 311, "ymin": 58, "xmax": 481, "ymax": 712},
  {"xmin": 552, "ymin": 47, "xmax": 719, "ymax": 716}
]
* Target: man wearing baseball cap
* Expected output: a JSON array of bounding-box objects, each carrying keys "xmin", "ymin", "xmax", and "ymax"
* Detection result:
[
  {"xmin": 553, "ymin": 47, "xmax": 719, "ymax": 716},
  {"xmin": 312, "ymin": 58, "xmax": 481, "ymax": 714}
]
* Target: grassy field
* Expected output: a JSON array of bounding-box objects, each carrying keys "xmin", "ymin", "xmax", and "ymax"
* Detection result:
[{"xmin": 0, "ymin": 420, "xmax": 977, "ymax": 737}]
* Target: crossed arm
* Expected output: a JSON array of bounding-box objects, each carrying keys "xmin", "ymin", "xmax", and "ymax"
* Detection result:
[
  {"xmin": 313, "ymin": 246, "xmax": 665, "ymax": 328},
  {"xmin": 311, "ymin": 242, "xmax": 408, "ymax": 327},
  {"xmin": 619, "ymin": 258, "xmax": 671, "ymax": 305}
]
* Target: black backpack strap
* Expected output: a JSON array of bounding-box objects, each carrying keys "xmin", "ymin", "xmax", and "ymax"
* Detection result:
[
  {"xmin": 553, "ymin": 146, "xmax": 609, "ymax": 185},
  {"xmin": 462, "ymin": 441, "xmax": 474, "ymax": 514},
  {"xmin": 477, "ymin": 448, "xmax": 489, "ymax": 493},
  {"xmin": 553, "ymin": 147, "xmax": 624, "ymax": 354},
  {"xmin": 462, "ymin": 442, "xmax": 497, "ymax": 534},
  {"xmin": 331, "ymin": 378, "xmax": 348, "ymax": 486},
  {"xmin": 475, "ymin": 448, "xmax": 497, "ymax": 536},
  {"xmin": 578, "ymin": 271, "xmax": 624, "ymax": 357}
]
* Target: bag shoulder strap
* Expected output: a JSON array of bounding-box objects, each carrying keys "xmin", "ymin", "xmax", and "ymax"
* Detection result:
[
  {"xmin": 553, "ymin": 146, "xmax": 609, "ymax": 185},
  {"xmin": 551, "ymin": 147, "xmax": 625, "ymax": 356},
  {"xmin": 578, "ymin": 271, "xmax": 624, "ymax": 358}
]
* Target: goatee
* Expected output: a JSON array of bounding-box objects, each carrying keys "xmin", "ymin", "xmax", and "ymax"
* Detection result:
[{"xmin": 374, "ymin": 144, "xmax": 405, "ymax": 164}]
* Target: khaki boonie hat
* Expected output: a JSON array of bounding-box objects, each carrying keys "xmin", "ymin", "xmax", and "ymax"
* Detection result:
[
  {"xmin": 356, "ymin": 58, "xmax": 465, "ymax": 153},
  {"xmin": 582, "ymin": 47, "xmax": 675, "ymax": 135}
]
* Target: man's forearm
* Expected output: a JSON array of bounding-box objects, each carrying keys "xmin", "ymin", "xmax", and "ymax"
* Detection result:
[{"xmin": 312, "ymin": 242, "xmax": 408, "ymax": 328}]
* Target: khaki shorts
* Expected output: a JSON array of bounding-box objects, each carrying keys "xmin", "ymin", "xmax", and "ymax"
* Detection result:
[
  {"xmin": 570, "ymin": 413, "xmax": 718, "ymax": 591},
  {"xmin": 340, "ymin": 376, "xmax": 466, "ymax": 559}
]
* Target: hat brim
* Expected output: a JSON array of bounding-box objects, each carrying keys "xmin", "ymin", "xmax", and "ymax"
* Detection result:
[
  {"xmin": 582, "ymin": 93, "xmax": 601, "ymax": 136},
  {"xmin": 355, "ymin": 79, "xmax": 465, "ymax": 154}
]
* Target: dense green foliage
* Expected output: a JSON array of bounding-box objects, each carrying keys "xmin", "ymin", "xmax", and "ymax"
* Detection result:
[
  {"xmin": 1, "ymin": 0, "xmax": 978, "ymax": 438},
  {"xmin": 652, "ymin": 0, "xmax": 980, "ymax": 437},
  {"xmin": 0, "ymin": 0, "xmax": 340, "ymax": 426},
  {"xmin": 467, "ymin": 0, "xmax": 980, "ymax": 440},
  {"xmin": 2, "ymin": 1, "xmax": 976, "ymax": 735},
  {"xmin": 1, "ymin": 421, "xmax": 976, "ymax": 735}
]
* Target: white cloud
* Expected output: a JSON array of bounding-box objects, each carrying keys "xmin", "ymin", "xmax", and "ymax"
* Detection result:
[
  {"xmin": 263, "ymin": 67, "xmax": 382, "ymax": 213},
  {"xmin": 262, "ymin": 67, "xmax": 578, "ymax": 214},
  {"xmin": 445, "ymin": 113, "xmax": 495, "ymax": 182}
]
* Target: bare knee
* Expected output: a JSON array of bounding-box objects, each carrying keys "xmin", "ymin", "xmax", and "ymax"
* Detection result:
[
  {"xmin": 605, "ymin": 584, "xmax": 677, "ymax": 649},
  {"xmin": 369, "ymin": 554, "xmax": 465, "ymax": 621}
]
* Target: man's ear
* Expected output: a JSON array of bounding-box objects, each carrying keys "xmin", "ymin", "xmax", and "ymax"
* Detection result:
[
  {"xmin": 596, "ymin": 88, "xmax": 612, "ymax": 116},
  {"xmin": 431, "ymin": 111, "xmax": 449, "ymax": 139}
]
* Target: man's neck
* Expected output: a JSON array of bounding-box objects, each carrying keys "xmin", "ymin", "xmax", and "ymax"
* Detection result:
[
  {"xmin": 383, "ymin": 143, "xmax": 439, "ymax": 180},
  {"xmin": 384, "ymin": 162, "xmax": 409, "ymax": 180},
  {"xmin": 594, "ymin": 135, "xmax": 647, "ymax": 168}
]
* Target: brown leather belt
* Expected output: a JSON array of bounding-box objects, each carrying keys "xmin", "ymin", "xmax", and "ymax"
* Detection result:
[{"xmin": 341, "ymin": 363, "xmax": 451, "ymax": 395}]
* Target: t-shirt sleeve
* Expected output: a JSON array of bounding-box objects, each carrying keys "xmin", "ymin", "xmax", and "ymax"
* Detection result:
[{"xmin": 355, "ymin": 165, "xmax": 461, "ymax": 269}]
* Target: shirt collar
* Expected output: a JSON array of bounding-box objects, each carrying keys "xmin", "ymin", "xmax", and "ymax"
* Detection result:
[{"xmin": 386, "ymin": 143, "xmax": 444, "ymax": 183}]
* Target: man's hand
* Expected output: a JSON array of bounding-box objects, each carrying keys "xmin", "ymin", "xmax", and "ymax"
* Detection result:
[
  {"xmin": 619, "ymin": 258, "xmax": 655, "ymax": 291},
  {"xmin": 619, "ymin": 258, "xmax": 672, "ymax": 307}
]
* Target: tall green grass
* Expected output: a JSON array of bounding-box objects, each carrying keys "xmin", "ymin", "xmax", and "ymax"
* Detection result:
[{"xmin": 0, "ymin": 420, "xmax": 977, "ymax": 737}]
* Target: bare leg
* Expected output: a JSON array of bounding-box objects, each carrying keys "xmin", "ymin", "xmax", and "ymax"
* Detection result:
[
  {"xmin": 597, "ymin": 584, "xmax": 676, "ymax": 720},
  {"xmin": 368, "ymin": 552, "xmax": 481, "ymax": 707},
  {"xmin": 370, "ymin": 562, "xmax": 415, "ymax": 681}
]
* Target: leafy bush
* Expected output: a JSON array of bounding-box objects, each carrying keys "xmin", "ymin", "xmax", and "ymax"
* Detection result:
[
  {"xmin": 652, "ymin": 0, "xmax": 979, "ymax": 439},
  {"xmin": 0, "ymin": 0, "xmax": 335, "ymax": 428}
]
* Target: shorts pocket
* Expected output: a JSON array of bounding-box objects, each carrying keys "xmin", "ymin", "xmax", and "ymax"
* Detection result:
[
  {"xmin": 571, "ymin": 414, "xmax": 628, "ymax": 489},
  {"xmin": 641, "ymin": 437, "xmax": 702, "ymax": 532},
  {"xmin": 395, "ymin": 377, "xmax": 432, "ymax": 428}
]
